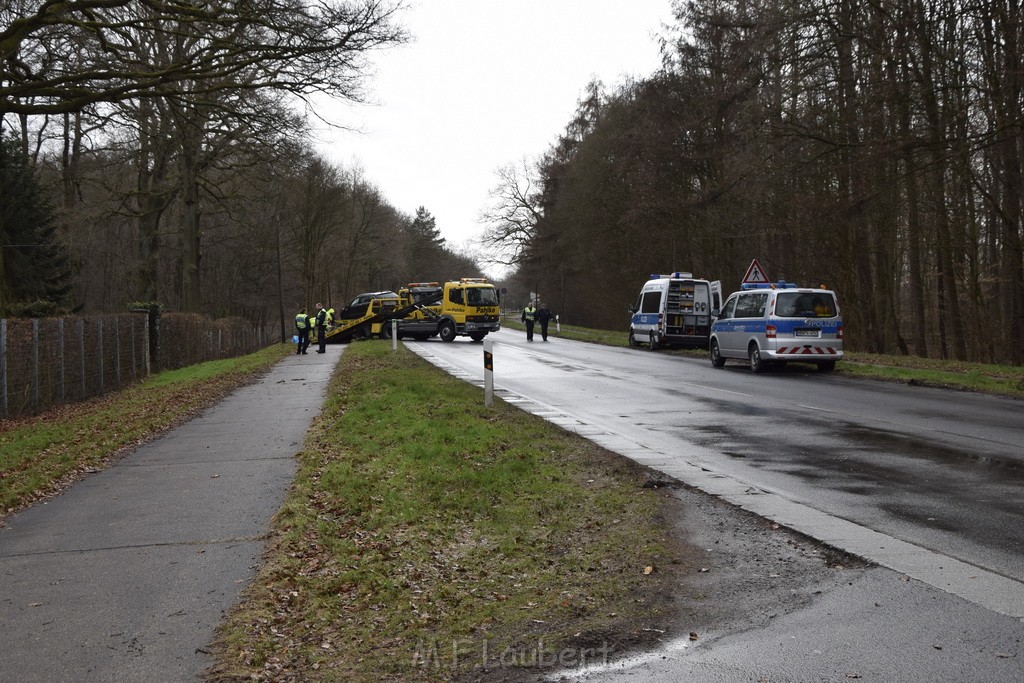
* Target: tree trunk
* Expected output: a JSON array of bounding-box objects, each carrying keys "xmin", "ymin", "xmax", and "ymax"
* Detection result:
[{"xmin": 135, "ymin": 98, "xmax": 174, "ymax": 303}]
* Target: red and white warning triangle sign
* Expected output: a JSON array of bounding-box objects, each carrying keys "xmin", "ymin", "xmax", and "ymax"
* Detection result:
[{"xmin": 741, "ymin": 259, "xmax": 770, "ymax": 285}]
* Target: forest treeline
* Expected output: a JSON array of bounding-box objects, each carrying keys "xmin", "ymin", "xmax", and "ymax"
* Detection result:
[
  {"xmin": 486, "ymin": 0, "xmax": 1023, "ymax": 364},
  {"xmin": 1, "ymin": 0, "xmax": 481, "ymax": 339}
]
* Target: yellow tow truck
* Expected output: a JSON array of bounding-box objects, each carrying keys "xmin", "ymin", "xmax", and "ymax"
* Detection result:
[
  {"xmin": 384, "ymin": 278, "xmax": 501, "ymax": 342},
  {"xmin": 316, "ymin": 278, "xmax": 500, "ymax": 344}
]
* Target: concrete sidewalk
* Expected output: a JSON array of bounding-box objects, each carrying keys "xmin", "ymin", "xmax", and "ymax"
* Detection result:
[{"xmin": 0, "ymin": 346, "xmax": 341, "ymax": 682}]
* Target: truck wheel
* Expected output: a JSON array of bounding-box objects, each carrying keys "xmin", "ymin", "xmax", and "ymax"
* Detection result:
[
  {"xmin": 817, "ymin": 360, "xmax": 836, "ymax": 373},
  {"xmin": 379, "ymin": 322, "xmax": 393, "ymax": 340},
  {"xmin": 710, "ymin": 339, "xmax": 726, "ymax": 368},
  {"xmin": 749, "ymin": 343, "xmax": 766, "ymax": 373},
  {"xmin": 439, "ymin": 321, "xmax": 457, "ymax": 342},
  {"xmin": 628, "ymin": 330, "xmax": 640, "ymax": 348},
  {"xmin": 469, "ymin": 332, "xmax": 486, "ymax": 342}
]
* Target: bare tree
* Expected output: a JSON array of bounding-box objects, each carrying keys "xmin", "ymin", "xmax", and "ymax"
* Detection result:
[
  {"xmin": 2, "ymin": 0, "xmax": 407, "ymax": 115},
  {"xmin": 478, "ymin": 160, "xmax": 544, "ymax": 268}
]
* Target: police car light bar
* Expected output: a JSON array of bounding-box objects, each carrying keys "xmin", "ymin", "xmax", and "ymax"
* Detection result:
[
  {"xmin": 649, "ymin": 272, "xmax": 695, "ymax": 280},
  {"xmin": 741, "ymin": 280, "xmax": 799, "ymax": 290}
]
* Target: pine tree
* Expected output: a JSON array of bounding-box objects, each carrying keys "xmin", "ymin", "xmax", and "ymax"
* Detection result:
[
  {"xmin": 0, "ymin": 135, "xmax": 74, "ymax": 315},
  {"xmin": 409, "ymin": 206, "xmax": 446, "ymax": 249}
]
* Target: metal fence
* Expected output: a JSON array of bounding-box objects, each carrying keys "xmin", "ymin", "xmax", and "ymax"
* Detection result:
[
  {"xmin": 0, "ymin": 311, "xmax": 273, "ymax": 420},
  {"xmin": 157, "ymin": 313, "xmax": 271, "ymax": 372}
]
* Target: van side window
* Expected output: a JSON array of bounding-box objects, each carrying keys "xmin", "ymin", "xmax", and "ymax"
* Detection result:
[
  {"xmin": 640, "ymin": 291, "xmax": 661, "ymax": 314},
  {"xmin": 735, "ymin": 293, "xmax": 768, "ymax": 318},
  {"xmin": 719, "ymin": 296, "xmax": 737, "ymax": 320}
]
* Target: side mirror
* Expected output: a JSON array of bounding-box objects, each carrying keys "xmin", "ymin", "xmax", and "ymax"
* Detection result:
[
  {"xmin": 628, "ymin": 304, "xmax": 636, "ymax": 314},
  {"xmin": 711, "ymin": 308, "xmax": 720, "ymax": 318}
]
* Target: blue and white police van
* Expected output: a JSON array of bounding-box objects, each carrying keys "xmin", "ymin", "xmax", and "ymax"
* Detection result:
[
  {"xmin": 709, "ymin": 282, "xmax": 843, "ymax": 372},
  {"xmin": 629, "ymin": 272, "xmax": 722, "ymax": 350}
]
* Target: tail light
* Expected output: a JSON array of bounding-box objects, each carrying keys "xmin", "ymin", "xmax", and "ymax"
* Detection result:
[
  {"xmin": 766, "ymin": 324, "xmax": 777, "ymax": 338},
  {"xmin": 837, "ymin": 325, "xmax": 844, "ymax": 339}
]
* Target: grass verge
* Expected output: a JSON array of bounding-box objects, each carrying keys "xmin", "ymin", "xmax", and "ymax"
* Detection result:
[
  {"xmin": 502, "ymin": 317, "xmax": 1024, "ymax": 398},
  {"xmin": 0, "ymin": 343, "xmax": 293, "ymax": 517},
  {"xmin": 208, "ymin": 341, "xmax": 687, "ymax": 682}
]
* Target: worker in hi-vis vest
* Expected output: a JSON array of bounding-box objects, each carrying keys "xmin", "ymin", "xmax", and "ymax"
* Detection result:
[
  {"xmin": 294, "ymin": 308, "xmax": 311, "ymax": 354},
  {"xmin": 521, "ymin": 301, "xmax": 537, "ymax": 342}
]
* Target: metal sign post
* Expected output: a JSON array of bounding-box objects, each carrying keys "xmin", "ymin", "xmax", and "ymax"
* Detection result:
[{"xmin": 483, "ymin": 339, "xmax": 494, "ymax": 408}]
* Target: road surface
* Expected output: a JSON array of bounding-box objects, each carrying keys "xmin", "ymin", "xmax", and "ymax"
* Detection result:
[{"xmin": 407, "ymin": 329, "xmax": 1024, "ymax": 613}]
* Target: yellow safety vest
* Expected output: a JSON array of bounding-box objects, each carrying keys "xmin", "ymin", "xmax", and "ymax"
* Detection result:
[
  {"xmin": 295, "ymin": 313, "xmax": 309, "ymax": 330},
  {"xmin": 523, "ymin": 306, "xmax": 536, "ymax": 321}
]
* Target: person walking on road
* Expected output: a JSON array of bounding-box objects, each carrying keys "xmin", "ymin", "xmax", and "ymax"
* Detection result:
[
  {"xmin": 294, "ymin": 308, "xmax": 311, "ymax": 354},
  {"xmin": 314, "ymin": 303, "xmax": 328, "ymax": 353},
  {"xmin": 521, "ymin": 301, "xmax": 537, "ymax": 341},
  {"xmin": 536, "ymin": 302, "xmax": 553, "ymax": 341}
]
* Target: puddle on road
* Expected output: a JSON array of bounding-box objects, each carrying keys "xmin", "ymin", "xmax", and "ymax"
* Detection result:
[{"xmin": 837, "ymin": 423, "xmax": 1024, "ymax": 476}]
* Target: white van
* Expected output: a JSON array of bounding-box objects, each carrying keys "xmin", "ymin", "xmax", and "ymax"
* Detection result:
[
  {"xmin": 710, "ymin": 282, "xmax": 844, "ymax": 372},
  {"xmin": 629, "ymin": 273, "xmax": 722, "ymax": 350}
]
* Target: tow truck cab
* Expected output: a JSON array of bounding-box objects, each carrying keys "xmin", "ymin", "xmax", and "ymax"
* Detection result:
[{"xmin": 393, "ymin": 278, "xmax": 501, "ymax": 342}]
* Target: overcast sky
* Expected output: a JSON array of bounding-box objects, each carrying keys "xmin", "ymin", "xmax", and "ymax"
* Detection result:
[{"xmin": 316, "ymin": 0, "xmax": 675, "ymax": 265}]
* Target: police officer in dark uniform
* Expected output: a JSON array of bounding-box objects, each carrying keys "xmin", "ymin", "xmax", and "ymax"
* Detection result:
[
  {"xmin": 536, "ymin": 302, "xmax": 553, "ymax": 341},
  {"xmin": 295, "ymin": 308, "xmax": 311, "ymax": 354},
  {"xmin": 314, "ymin": 303, "xmax": 328, "ymax": 353}
]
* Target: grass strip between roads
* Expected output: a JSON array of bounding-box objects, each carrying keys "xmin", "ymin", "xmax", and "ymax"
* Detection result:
[
  {"xmin": 0, "ymin": 343, "xmax": 292, "ymax": 516},
  {"xmin": 209, "ymin": 341, "xmax": 685, "ymax": 682},
  {"xmin": 502, "ymin": 317, "xmax": 1024, "ymax": 398}
]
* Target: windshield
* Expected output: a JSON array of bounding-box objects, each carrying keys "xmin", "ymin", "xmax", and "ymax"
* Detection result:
[
  {"xmin": 466, "ymin": 287, "xmax": 499, "ymax": 306},
  {"xmin": 775, "ymin": 292, "xmax": 838, "ymax": 318}
]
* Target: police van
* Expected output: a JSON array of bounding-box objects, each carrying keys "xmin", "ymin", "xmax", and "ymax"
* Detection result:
[
  {"xmin": 709, "ymin": 282, "xmax": 843, "ymax": 373},
  {"xmin": 629, "ymin": 273, "xmax": 722, "ymax": 350}
]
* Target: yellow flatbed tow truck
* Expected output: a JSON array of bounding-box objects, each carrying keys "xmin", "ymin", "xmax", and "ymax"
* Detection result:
[{"xmin": 316, "ymin": 278, "xmax": 500, "ymax": 344}]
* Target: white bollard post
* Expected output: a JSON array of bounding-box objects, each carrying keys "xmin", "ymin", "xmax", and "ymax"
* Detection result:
[
  {"xmin": 483, "ymin": 339, "xmax": 494, "ymax": 408},
  {"xmin": 391, "ymin": 319, "xmax": 398, "ymax": 352},
  {"xmin": 556, "ymin": 315, "xmax": 560, "ymax": 332}
]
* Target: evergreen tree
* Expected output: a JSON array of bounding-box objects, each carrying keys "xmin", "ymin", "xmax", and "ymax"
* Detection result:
[
  {"xmin": 403, "ymin": 206, "xmax": 451, "ymax": 281},
  {"xmin": 409, "ymin": 206, "xmax": 446, "ymax": 249},
  {"xmin": 0, "ymin": 135, "xmax": 74, "ymax": 315}
]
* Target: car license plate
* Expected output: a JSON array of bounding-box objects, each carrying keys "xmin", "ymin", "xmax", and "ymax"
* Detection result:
[{"xmin": 795, "ymin": 329, "xmax": 819, "ymax": 337}]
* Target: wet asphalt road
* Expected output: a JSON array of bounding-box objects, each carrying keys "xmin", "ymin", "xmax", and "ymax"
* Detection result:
[{"xmin": 408, "ymin": 328, "xmax": 1024, "ymax": 594}]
